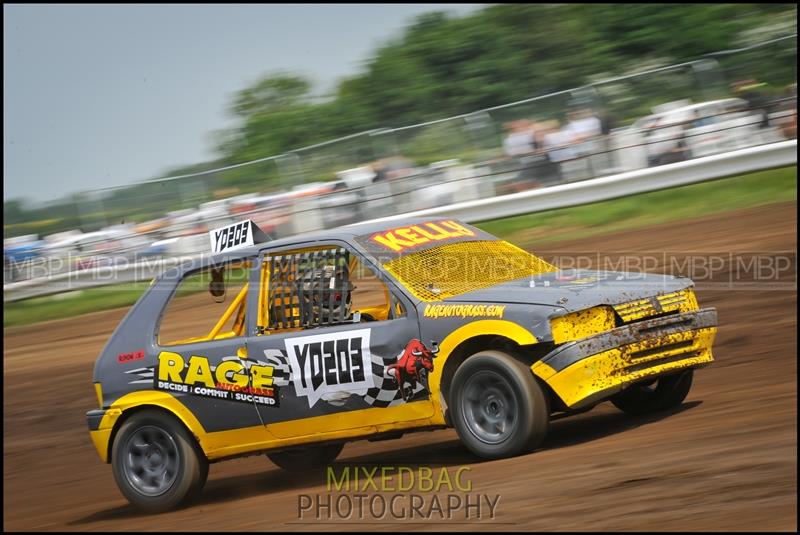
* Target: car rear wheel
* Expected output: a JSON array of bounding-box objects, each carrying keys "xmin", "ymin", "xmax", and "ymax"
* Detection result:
[
  {"xmin": 610, "ymin": 369, "xmax": 693, "ymax": 415},
  {"xmin": 450, "ymin": 350, "xmax": 549, "ymax": 459},
  {"xmin": 111, "ymin": 410, "xmax": 208, "ymax": 513},
  {"xmin": 267, "ymin": 443, "xmax": 344, "ymax": 472}
]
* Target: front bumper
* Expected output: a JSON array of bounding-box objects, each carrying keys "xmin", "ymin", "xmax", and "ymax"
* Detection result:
[
  {"xmin": 86, "ymin": 408, "xmax": 121, "ymax": 463},
  {"xmin": 532, "ymin": 308, "xmax": 717, "ymax": 409},
  {"xmin": 86, "ymin": 409, "xmax": 105, "ymax": 431}
]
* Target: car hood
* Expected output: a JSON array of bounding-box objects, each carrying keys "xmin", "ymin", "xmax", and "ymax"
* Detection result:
[{"xmin": 443, "ymin": 269, "xmax": 692, "ymax": 313}]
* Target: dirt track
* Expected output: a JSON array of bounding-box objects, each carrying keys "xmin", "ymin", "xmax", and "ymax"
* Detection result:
[{"xmin": 3, "ymin": 202, "xmax": 797, "ymax": 531}]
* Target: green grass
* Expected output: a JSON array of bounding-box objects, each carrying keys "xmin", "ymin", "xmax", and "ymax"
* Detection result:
[
  {"xmin": 4, "ymin": 165, "xmax": 796, "ymax": 328},
  {"xmin": 477, "ymin": 166, "xmax": 797, "ymax": 246},
  {"xmin": 3, "ymin": 262, "xmax": 254, "ymax": 328},
  {"xmin": 4, "ymin": 281, "xmax": 151, "ymax": 328}
]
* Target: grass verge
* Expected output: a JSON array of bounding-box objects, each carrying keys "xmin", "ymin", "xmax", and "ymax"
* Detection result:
[
  {"xmin": 4, "ymin": 282, "xmax": 151, "ymax": 328},
  {"xmin": 477, "ymin": 165, "xmax": 796, "ymax": 246}
]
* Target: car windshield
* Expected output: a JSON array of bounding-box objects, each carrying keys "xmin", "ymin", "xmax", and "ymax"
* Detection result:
[{"xmin": 383, "ymin": 240, "xmax": 557, "ymax": 301}]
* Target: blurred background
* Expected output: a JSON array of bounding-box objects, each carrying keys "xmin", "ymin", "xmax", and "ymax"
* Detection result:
[
  {"xmin": 3, "ymin": 6, "xmax": 797, "ymax": 531},
  {"xmin": 3, "ymin": 3, "xmax": 797, "ymax": 289}
]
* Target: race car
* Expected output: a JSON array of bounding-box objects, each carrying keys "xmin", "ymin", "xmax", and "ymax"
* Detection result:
[{"xmin": 87, "ymin": 217, "xmax": 717, "ymax": 512}]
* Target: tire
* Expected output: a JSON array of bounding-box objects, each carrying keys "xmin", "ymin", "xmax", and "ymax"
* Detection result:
[
  {"xmin": 449, "ymin": 350, "xmax": 549, "ymax": 459},
  {"xmin": 267, "ymin": 443, "xmax": 344, "ymax": 472},
  {"xmin": 111, "ymin": 410, "xmax": 208, "ymax": 513},
  {"xmin": 610, "ymin": 369, "xmax": 694, "ymax": 416}
]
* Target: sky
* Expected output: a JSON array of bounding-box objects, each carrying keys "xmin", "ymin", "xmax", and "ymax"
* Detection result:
[{"xmin": 3, "ymin": 4, "xmax": 485, "ymax": 205}]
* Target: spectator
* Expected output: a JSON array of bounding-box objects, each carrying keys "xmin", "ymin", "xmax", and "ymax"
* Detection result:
[
  {"xmin": 500, "ymin": 120, "xmax": 541, "ymax": 188},
  {"xmin": 643, "ymin": 118, "xmax": 663, "ymax": 167},
  {"xmin": 561, "ymin": 108, "xmax": 603, "ymax": 179},
  {"xmin": 596, "ymin": 110, "xmax": 617, "ymax": 174},
  {"xmin": 784, "ymin": 107, "xmax": 797, "ymax": 139},
  {"xmin": 774, "ymin": 83, "xmax": 797, "ymax": 139},
  {"xmin": 599, "ymin": 111, "xmax": 615, "ymax": 137},
  {"xmin": 564, "ymin": 108, "xmax": 602, "ymax": 156},
  {"xmin": 372, "ymin": 156, "xmax": 415, "ymax": 182},
  {"xmin": 542, "ymin": 120, "xmax": 572, "ymax": 182},
  {"xmin": 732, "ymin": 79, "xmax": 771, "ymax": 128},
  {"xmin": 502, "ymin": 120, "xmax": 537, "ymax": 157},
  {"xmin": 658, "ymin": 118, "xmax": 692, "ymax": 165}
]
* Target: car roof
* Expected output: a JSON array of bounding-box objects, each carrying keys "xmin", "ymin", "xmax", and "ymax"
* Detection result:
[{"xmin": 209, "ymin": 216, "xmax": 469, "ymax": 262}]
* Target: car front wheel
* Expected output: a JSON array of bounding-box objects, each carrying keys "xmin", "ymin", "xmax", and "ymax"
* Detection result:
[
  {"xmin": 111, "ymin": 410, "xmax": 208, "ymax": 513},
  {"xmin": 450, "ymin": 350, "xmax": 549, "ymax": 459}
]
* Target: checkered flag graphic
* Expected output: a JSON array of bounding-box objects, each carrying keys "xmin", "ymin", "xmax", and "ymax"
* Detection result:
[{"xmin": 363, "ymin": 350, "xmax": 426, "ymax": 408}]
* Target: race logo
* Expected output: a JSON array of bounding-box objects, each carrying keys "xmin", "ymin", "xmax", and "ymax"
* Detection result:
[
  {"xmin": 387, "ymin": 340, "xmax": 439, "ymax": 402},
  {"xmin": 369, "ymin": 220, "xmax": 476, "ymax": 253},
  {"xmin": 154, "ymin": 352, "xmax": 279, "ymax": 407},
  {"xmin": 284, "ymin": 329, "xmax": 374, "ymax": 408}
]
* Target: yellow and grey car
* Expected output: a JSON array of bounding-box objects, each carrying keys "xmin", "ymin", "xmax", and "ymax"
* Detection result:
[{"xmin": 87, "ymin": 218, "xmax": 717, "ymax": 511}]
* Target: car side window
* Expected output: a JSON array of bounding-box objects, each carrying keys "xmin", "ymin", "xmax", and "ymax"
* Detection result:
[
  {"xmin": 257, "ymin": 245, "xmax": 404, "ymax": 335},
  {"xmin": 350, "ymin": 251, "xmax": 405, "ymax": 322},
  {"xmin": 158, "ymin": 259, "xmax": 252, "ymax": 346}
]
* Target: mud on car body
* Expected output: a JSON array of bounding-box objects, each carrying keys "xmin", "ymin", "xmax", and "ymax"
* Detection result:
[{"xmin": 87, "ymin": 217, "xmax": 717, "ymax": 512}]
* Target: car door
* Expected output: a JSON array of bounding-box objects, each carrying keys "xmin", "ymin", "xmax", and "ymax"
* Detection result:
[
  {"xmin": 151, "ymin": 258, "xmax": 264, "ymax": 433},
  {"xmin": 245, "ymin": 241, "xmax": 435, "ymax": 439}
]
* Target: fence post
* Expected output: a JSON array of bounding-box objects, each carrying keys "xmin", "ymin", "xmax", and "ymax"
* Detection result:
[
  {"xmin": 690, "ymin": 58, "xmax": 726, "ymax": 101},
  {"xmin": 275, "ymin": 152, "xmax": 303, "ymax": 190}
]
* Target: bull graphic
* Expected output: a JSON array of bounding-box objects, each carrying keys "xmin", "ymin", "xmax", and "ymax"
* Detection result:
[{"xmin": 387, "ymin": 339, "xmax": 439, "ymax": 402}]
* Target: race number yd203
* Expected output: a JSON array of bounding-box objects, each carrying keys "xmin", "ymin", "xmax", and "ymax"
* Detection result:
[
  {"xmin": 210, "ymin": 220, "xmax": 253, "ymax": 254},
  {"xmin": 284, "ymin": 329, "xmax": 374, "ymax": 408}
]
